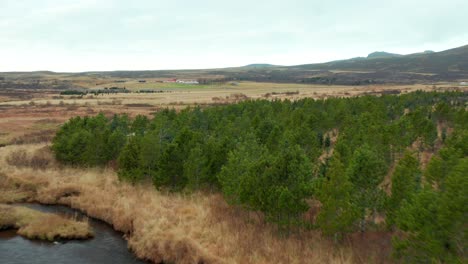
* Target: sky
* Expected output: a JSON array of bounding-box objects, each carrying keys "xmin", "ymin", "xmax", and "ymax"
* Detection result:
[{"xmin": 1, "ymin": 0, "xmax": 467, "ymax": 72}]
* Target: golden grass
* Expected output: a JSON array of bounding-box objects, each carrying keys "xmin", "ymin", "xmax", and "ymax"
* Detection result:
[
  {"xmin": 0, "ymin": 143, "xmax": 393, "ymax": 264},
  {"xmin": 2, "ymin": 82, "xmax": 463, "ymax": 109},
  {"xmin": 0, "ymin": 204, "xmax": 93, "ymax": 241},
  {"xmin": 0, "ymin": 171, "xmax": 38, "ymax": 203},
  {"xmin": 0, "ymin": 189, "xmax": 32, "ymax": 204}
]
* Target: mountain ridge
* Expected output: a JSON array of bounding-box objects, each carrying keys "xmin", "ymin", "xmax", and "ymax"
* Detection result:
[{"xmin": 1, "ymin": 45, "xmax": 467, "ymax": 85}]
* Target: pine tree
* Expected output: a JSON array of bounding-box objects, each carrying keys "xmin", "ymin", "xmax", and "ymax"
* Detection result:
[
  {"xmin": 218, "ymin": 135, "xmax": 266, "ymax": 210},
  {"xmin": 386, "ymin": 151, "xmax": 421, "ymax": 228},
  {"xmin": 153, "ymin": 142, "xmax": 186, "ymax": 191},
  {"xmin": 347, "ymin": 145, "xmax": 387, "ymax": 232},
  {"xmin": 264, "ymin": 144, "xmax": 313, "ymax": 228},
  {"xmin": 131, "ymin": 115, "xmax": 149, "ymax": 136},
  {"xmin": 394, "ymin": 158, "xmax": 467, "ymax": 263},
  {"xmin": 184, "ymin": 144, "xmax": 206, "ymax": 189},
  {"xmin": 316, "ymin": 153, "xmax": 358, "ymax": 240},
  {"xmin": 138, "ymin": 131, "xmax": 162, "ymax": 178},
  {"xmin": 107, "ymin": 129, "xmax": 127, "ymax": 161},
  {"xmin": 117, "ymin": 137, "xmax": 142, "ymax": 183}
]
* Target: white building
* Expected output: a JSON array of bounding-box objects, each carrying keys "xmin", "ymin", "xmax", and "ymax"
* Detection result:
[
  {"xmin": 176, "ymin": 80, "xmax": 199, "ymax": 84},
  {"xmin": 460, "ymin": 82, "xmax": 467, "ymax": 86}
]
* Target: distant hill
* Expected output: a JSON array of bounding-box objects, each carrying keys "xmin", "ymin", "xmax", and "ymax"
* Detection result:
[
  {"xmin": 367, "ymin": 51, "xmax": 402, "ymax": 59},
  {"xmin": 2, "ymin": 45, "xmax": 467, "ymax": 86},
  {"xmin": 230, "ymin": 45, "xmax": 468, "ymax": 84},
  {"xmin": 242, "ymin": 64, "xmax": 279, "ymax": 68},
  {"xmin": 294, "ymin": 45, "xmax": 468, "ymax": 73}
]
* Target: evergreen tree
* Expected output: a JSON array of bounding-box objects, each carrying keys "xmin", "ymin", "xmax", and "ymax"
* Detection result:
[
  {"xmin": 316, "ymin": 153, "xmax": 358, "ymax": 240},
  {"xmin": 347, "ymin": 145, "xmax": 387, "ymax": 231},
  {"xmin": 324, "ymin": 135, "xmax": 331, "ymax": 148},
  {"xmin": 153, "ymin": 142, "xmax": 186, "ymax": 191},
  {"xmin": 394, "ymin": 156, "xmax": 467, "ymax": 263},
  {"xmin": 131, "ymin": 114, "xmax": 149, "ymax": 136},
  {"xmin": 386, "ymin": 151, "xmax": 421, "ymax": 228},
  {"xmin": 218, "ymin": 135, "xmax": 266, "ymax": 210},
  {"xmin": 107, "ymin": 129, "xmax": 127, "ymax": 161},
  {"xmin": 117, "ymin": 137, "xmax": 142, "ymax": 183},
  {"xmin": 263, "ymin": 144, "xmax": 313, "ymax": 227},
  {"xmin": 138, "ymin": 131, "xmax": 162, "ymax": 178},
  {"xmin": 184, "ymin": 144, "xmax": 206, "ymax": 190}
]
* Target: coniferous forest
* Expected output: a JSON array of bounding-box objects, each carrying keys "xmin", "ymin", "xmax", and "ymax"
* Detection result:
[{"xmin": 52, "ymin": 91, "xmax": 467, "ymax": 263}]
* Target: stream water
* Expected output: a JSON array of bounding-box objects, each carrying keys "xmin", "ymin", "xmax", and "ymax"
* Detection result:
[{"xmin": 0, "ymin": 204, "xmax": 147, "ymax": 264}]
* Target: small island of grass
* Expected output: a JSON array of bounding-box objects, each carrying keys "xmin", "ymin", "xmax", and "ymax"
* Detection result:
[{"xmin": 0, "ymin": 204, "xmax": 93, "ymax": 241}]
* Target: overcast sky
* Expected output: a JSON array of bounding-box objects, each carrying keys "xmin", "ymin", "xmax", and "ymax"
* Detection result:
[{"xmin": 1, "ymin": 0, "xmax": 467, "ymax": 72}]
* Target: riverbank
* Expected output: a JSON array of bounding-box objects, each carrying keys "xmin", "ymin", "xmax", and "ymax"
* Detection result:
[
  {"xmin": 0, "ymin": 143, "xmax": 392, "ymax": 264},
  {"xmin": 0, "ymin": 204, "xmax": 93, "ymax": 241},
  {"xmin": 0, "ymin": 203, "xmax": 147, "ymax": 264}
]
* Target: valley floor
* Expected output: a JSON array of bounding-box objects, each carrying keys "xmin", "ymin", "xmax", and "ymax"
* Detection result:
[
  {"xmin": 0, "ymin": 143, "xmax": 392, "ymax": 264},
  {"xmin": 1, "ymin": 83, "xmax": 464, "ymax": 263}
]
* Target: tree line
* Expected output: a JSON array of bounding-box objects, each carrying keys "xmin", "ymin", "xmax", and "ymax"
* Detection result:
[{"xmin": 52, "ymin": 91, "xmax": 467, "ymax": 263}]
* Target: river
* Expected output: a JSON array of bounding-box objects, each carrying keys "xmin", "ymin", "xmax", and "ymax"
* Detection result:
[{"xmin": 0, "ymin": 204, "xmax": 147, "ymax": 264}]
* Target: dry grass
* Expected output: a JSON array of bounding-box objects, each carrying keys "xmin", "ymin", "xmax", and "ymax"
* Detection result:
[
  {"xmin": 5, "ymin": 146, "xmax": 55, "ymax": 170},
  {"xmin": 0, "ymin": 171, "xmax": 38, "ymax": 203},
  {"xmin": 0, "ymin": 104, "xmax": 156, "ymax": 145},
  {"xmin": 2, "ymin": 82, "xmax": 463, "ymax": 109},
  {"xmin": 0, "ymin": 143, "xmax": 393, "ymax": 264},
  {"xmin": 0, "ymin": 82, "xmax": 464, "ymax": 145},
  {"xmin": 0, "ymin": 204, "xmax": 93, "ymax": 241}
]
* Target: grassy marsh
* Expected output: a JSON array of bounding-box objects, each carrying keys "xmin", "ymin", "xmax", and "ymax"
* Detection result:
[{"xmin": 0, "ymin": 204, "xmax": 93, "ymax": 241}]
